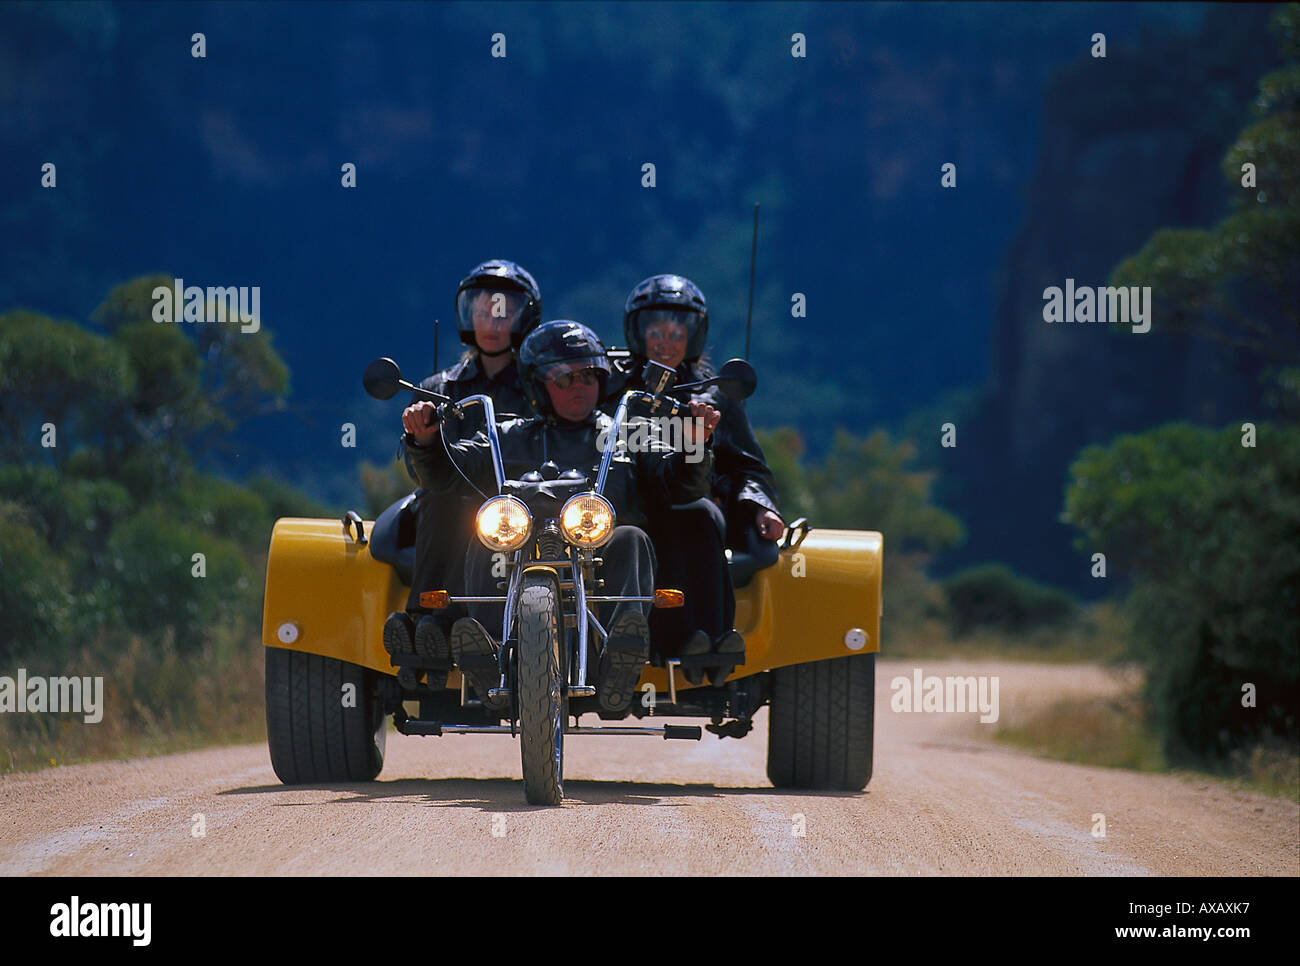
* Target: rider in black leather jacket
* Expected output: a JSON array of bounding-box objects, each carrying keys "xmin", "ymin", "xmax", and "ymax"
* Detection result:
[
  {"xmin": 382, "ymin": 260, "xmax": 542, "ymax": 670},
  {"xmin": 606, "ymin": 274, "xmax": 786, "ymax": 685},
  {"xmin": 404, "ymin": 320, "xmax": 720, "ymax": 713}
]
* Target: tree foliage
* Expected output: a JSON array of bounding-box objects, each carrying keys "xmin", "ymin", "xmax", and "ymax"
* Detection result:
[
  {"xmin": 1110, "ymin": 4, "xmax": 1300, "ymax": 365},
  {"xmin": 0, "ymin": 278, "xmax": 317, "ymax": 663},
  {"xmin": 1064, "ymin": 422, "xmax": 1300, "ymax": 762},
  {"xmin": 1069, "ymin": 7, "xmax": 1300, "ymax": 765}
]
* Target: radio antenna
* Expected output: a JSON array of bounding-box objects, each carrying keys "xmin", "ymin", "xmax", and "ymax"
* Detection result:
[
  {"xmin": 433, "ymin": 318, "xmax": 440, "ymax": 374},
  {"xmin": 745, "ymin": 203, "xmax": 759, "ymax": 359}
]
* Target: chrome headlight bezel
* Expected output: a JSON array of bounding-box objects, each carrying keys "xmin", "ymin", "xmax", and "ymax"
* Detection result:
[
  {"xmin": 475, "ymin": 495, "xmax": 533, "ymax": 552},
  {"xmin": 559, "ymin": 492, "xmax": 616, "ymax": 549}
]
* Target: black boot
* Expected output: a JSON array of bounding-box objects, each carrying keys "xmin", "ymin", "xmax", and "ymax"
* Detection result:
[
  {"xmin": 450, "ymin": 617, "xmax": 507, "ymax": 710},
  {"xmin": 676, "ymin": 630, "xmax": 711, "ymax": 686},
  {"xmin": 707, "ymin": 630, "xmax": 746, "ymax": 687},
  {"xmin": 597, "ymin": 611, "xmax": 650, "ymax": 712},
  {"xmin": 414, "ymin": 613, "xmax": 452, "ymax": 664},
  {"xmin": 382, "ymin": 611, "xmax": 416, "ymax": 663}
]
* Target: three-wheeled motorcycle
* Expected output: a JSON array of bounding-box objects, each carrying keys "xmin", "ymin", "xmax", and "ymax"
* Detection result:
[{"xmin": 262, "ymin": 356, "xmax": 882, "ymax": 804}]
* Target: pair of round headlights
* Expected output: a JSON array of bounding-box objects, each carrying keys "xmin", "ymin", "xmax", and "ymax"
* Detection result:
[{"xmin": 475, "ymin": 492, "xmax": 615, "ymax": 553}]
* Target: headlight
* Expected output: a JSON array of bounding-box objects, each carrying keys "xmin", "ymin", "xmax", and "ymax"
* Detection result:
[
  {"xmin": 560, "ymin": 492, "xmax": 615, "ymax": 548},
  {"xmin": 476, "ymin": 496, "xmax": 533, "ymax": 552}
]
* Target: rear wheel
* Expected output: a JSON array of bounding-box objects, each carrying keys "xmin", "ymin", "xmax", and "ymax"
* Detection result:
[
  {"xmin": 767, "ymin": 653, "xmax": 874, "ymax": 790},
  {"xmin": 266, "ymin": 647, "xmax": 386, "ymax": 783},
  {"xmin": 516, "ymin": 572, "xmax": 566, "ymax": 805}
]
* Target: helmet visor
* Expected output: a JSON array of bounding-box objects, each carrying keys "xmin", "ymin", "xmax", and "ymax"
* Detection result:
[
  {"xmin": 456, "ymin": 287, "xmax": 531, "ymax": 342},
  {"xmin": 534, "ymin": 355, "xmax": 610, "ymax": 385},
  {"xmin": 631, "ymin": 307, "xmax": 702, "ymax": 355}
]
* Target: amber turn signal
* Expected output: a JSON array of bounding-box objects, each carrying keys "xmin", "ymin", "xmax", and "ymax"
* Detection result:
[
  {"xmin": 419, "ymin": 590, "xmax": 451, "ymax": 609},
  {"xmin": 653, "ymin": 589, "xmax": 684, "ymax": 609}
]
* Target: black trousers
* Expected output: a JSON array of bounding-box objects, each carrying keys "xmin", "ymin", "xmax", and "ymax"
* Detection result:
[
  {"xmin": 644, "ymin": 498, "xmax": 735, "ymax": 659},
  {"xmin": 463, "ymin": 525, "xmax": 657, "ymax": 643},
  {"xmin": 404, "ymin": 490, "xmax": 479, "ymax": 623}
]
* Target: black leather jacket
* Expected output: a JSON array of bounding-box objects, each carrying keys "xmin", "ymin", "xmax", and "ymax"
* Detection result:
[
  {"xmin": 398, "ymin": 353, "xmax": 530, "ymax": 480},
  {"xmin": 405, "ymin": 409, "xmax": 713, "ymax": 531},
  {"xmin": 603, "ymin": 357, "xmax": 780, "ymax": 518}
]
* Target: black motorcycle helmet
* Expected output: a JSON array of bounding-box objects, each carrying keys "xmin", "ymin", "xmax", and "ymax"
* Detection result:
[
  {"xmin": 453, "ymin": 260, "xmax": 543, "ymax": 353},
  {"xmin": 518, "ymin": 320, "xmax": 611, "ymax": 419},
  {"xmin": 623, "ymin": 274, "xmax": 708, "ymax": 362}
]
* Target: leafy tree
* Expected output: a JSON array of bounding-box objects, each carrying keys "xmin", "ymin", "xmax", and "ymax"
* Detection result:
[
  {"xmin": 102, "ymin": 507, "xmax": 257, "ymax": 648},
  {"xmin": 1110, "ymin": 4, "xmax": 1300, "ymax": 368},
  {"xmin": 92, "ymin": 276, "xmax": 289, "ymax": 463},
  {"xmin": 0, "ymin": 504, "xmax": 77, "ymax": 661},
  {"xmin": 1064, "ymin": 423, "xmax": 1300, "ymax": 762},
  {"xmin": 1063, "ymin": 5, "xmax": 1300, "ymax": 765},
  {"xmin": 0, "ymin": 278, "xmax": 306, "ymax": 659},
  {"xmin": 0, "ymin": 310, "xmax": 135, "ymax": 464}
]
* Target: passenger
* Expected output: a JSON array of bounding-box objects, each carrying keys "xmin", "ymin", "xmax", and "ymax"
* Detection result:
[
  {"xmin": 403, "ymin": 320, "xmax": 720, "ymax": 713},
  {"xmin": 607, "ymin": 274, "xmax": 785, "ymax": 684},
  {"xmin": 383, "ymin": 259, "xmax": 542, "ymax": 671}
]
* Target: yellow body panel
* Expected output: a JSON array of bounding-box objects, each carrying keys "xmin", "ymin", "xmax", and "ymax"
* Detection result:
[{"xmin": 261, "ymin": 518, "xmax": 882, "ymax": 688}]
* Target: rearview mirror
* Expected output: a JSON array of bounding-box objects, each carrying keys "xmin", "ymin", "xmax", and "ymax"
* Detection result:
[
  {"xmin": 363, "ymin": 357, "xmax": 403, "ymax": 400},
  {"xmin": 716, "ymin": 358, "xmax": 757, "ymax": 401}
]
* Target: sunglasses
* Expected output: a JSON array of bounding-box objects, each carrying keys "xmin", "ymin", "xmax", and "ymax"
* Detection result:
[{"xmin": 549, "ymin": 368, "xmax": 601, "ymax": 390}]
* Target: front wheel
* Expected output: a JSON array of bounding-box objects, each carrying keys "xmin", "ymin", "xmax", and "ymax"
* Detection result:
[
  {"xmin": 766, "ymin": 653, "xmax": 874, "ymax": 790},
  {"xmin": 516, "ymin": 571, "xmax": 566, "ymax": 805}
]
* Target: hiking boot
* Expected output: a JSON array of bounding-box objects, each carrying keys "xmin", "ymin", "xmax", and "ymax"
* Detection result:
[
  {"xmin": 450, "ymin": 617, "xmax": 507, "ymax": 710},
  {"xmin": 382, "ymin": 610, "xmax": 416, "ymax": 662},
  {"xmin": 414, "ymin": 613, "xmax": 452, "ymax": 665},
  {"xmin": 597, "ymin": 611, "xmax": 650, "ymax": 712}
]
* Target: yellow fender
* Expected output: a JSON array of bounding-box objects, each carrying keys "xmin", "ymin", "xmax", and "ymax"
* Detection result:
[{"xmin": 261, "ymin": 518, "xmax": 882, "ymax": 688}]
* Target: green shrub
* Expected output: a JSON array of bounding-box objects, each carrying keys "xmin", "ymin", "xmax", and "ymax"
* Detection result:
[
  {"xmin": 102, "ymin": 508, "xmax": 257, "ymax": 647},
  {"xmin": 1065, "ymin": 421, "xmax": 1300, "ymax": 763},
  {"xmin": 0, "ymin": 508, "xmax": 78, "ymax": 661},
  {"xmin": 941, "ymin": 563, "xmax": 1078, "ymax": 636}
]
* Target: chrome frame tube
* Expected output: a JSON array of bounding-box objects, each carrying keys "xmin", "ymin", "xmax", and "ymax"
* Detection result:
[
  {"xmin": 454, "ymin": 393, "xmax": 506, "ymax": 493},
  {"xmin": 594, "ymin": 390, "xmax": 655, "ymax": 495},
  {"xmin": 571, "ymin": 545, "xmax": 589, "ymax": 688},
  {"xmin": 501, "ymin": 548, "xmax": 523, "ymax": 641},
  {"xmin": 497, "ymin": 548, "xmax": 524, "ymax": 693}
]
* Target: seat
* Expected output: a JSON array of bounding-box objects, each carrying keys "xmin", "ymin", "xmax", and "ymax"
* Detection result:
[
  {"xmin": 726, "ymin": 525, "xmax": 780, "ymax": 588},
  {"xmin": 368, "ymin": 489, "xmax": 420, "ymax": 585}
]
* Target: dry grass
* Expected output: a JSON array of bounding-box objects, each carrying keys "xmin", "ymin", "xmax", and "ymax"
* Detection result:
[
  {"xmin": 0, "ymin": 623, "xmax": 266, "ymax": 774},
  {"xmin": 995, "ymin": 692, "xmax": 1167, "ymax": 772},
  {"xmin": 884, "ymin": 601, "xmax": 1131, "ymax": 665},
  {"xmin": 992, "ymin": 689, "xmax": 1299, "ymax": 802}
]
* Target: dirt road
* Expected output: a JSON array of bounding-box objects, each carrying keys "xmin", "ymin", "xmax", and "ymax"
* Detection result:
[{"xmin": 2, "ymin": 660, "xmax": 1295, "ymax": 875}]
